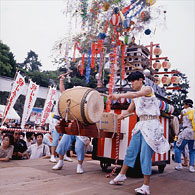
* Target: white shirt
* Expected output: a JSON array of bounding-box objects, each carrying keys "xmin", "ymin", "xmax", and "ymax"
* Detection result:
[
  {"xmin": 27, "ymin": 143, "xmax": 50, "ymax": 159},
  {"xmin": 26, "ymin": 140, "xmax": 32, "ymax": 148},
  {"xmin": 134, "ymin": 87, "xmax": 160, "ymax": 117},
  {"xmin": 176, "ymin": 108, "xmax": 195, "ymax": 147},
  {"xmin": 132, "ymin": 86, "xmax": 170, "ymax": 154}
]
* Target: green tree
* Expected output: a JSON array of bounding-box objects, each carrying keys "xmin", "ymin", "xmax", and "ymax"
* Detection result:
[
  {"xmin": 166, "ymin": 71, "xmax": 190, "ymax": 116},
  {"xmin": 20, "ymin": 50, "xmax": 42, "ymax": 71},
  {"xmin": 0, "ymin": 41, "xmax": 17, "ymax": 77},
  {"xmin": 54, "ymin": 57, "xmax": 109, "ymax": 89}
]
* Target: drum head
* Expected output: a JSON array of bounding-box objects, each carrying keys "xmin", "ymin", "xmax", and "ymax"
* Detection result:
[
  {"xmin": 58, "ymin": 87, "xmax": 104, "ymax": 125},
  {"xmin": 84, "ymin": 90, "xmax": 104, "ymax": 124}
]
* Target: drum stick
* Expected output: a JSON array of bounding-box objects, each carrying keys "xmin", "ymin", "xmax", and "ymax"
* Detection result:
[
  {"xmin": 58, "ymin": 71, "xmax": 72, "ymax": 79},
  {"xmin": 123, "ymin": 113, "xmax": 134, "ymax": 118},
  {"xmin": 101, "ymin": 93, "xmax": 109, "ymax": 98},
  {"xmin": 117, "ymin": 113, "xmax": 134, "ymax": 120}
]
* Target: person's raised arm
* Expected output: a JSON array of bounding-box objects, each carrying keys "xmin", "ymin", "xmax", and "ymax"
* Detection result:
[
  {"xmin": 109, "ymin": 86, "xmax": 152, "ymax": 101},
  {"xmin": 59, "ymin": 75, "xmax": 65, "ymax": 93},
  {"xmin": 58, "ymin": 71, "xmax": 72, "ymax": 93}
]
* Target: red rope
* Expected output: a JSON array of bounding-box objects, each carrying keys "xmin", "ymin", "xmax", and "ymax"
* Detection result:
[
  {"xmin": 80, "ymin": 53, "xmax": 85, "ymax": 76},
  {"xmin": 0, "ymin": 127, "xmax": 49, "ymax": 134},
  {"xmin": 105, "ymin": 119, "xmax": 121, "ymax": 178},
  {"xmin": 121, "ymin": 43, "xmax": 126, "ymax": 80}
]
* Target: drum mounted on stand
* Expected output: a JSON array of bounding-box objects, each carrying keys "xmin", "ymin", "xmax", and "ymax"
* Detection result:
[{"xmin": 58, "ymin": 87, "xmax": 104, "ymax": 125}]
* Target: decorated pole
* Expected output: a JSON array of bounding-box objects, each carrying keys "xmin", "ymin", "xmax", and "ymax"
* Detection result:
[{"xmin": 0, "ymin": 127, "xmax": 49, "ymax": 134}]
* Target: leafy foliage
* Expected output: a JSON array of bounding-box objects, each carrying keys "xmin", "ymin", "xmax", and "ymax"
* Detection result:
[
  {"xmin": 166, "ymin": 71, "xmax": 189, "ymax": 116},
  {"xmin": 0, "ymin": 41, "xmax": 17, "ymax": 78},
  {"xmin": 53, "ymin": 57, "xmax": 109, "ymax": 89},
  {"xmin": 18, "ymin": 50, "xmax": 42, "ymax": 71}
]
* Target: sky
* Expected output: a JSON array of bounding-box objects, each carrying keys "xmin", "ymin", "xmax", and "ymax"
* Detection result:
[{"xmin": 0, "ymin": 0, "xmax": 195, "ymax": 101}]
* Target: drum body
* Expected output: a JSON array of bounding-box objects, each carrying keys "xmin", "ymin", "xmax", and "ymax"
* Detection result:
[{"xmin": 58, "ymin": 87, "xmax": 104, "ymax": 125}]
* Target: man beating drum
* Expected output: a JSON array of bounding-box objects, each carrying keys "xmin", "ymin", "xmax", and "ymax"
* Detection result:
[
  {"xmin": 49, "ymin": 72, "xmax": 73, "ymax": 163},
  {"xmin": 108, "ymin": 71, "xmax": 170, "ymax": 195},
  {"xmin": 52, "ymin": 72, "xmax": 89, "ymax": 174}
]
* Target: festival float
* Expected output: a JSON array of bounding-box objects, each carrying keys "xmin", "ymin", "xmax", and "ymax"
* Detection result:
[
  {"xmin": 0, "ymin": 0, "xmax": 181, "ymax": 177},
  {"xmin": 53, "ymin": 0, "xmax": 182, "ymax": 176}
]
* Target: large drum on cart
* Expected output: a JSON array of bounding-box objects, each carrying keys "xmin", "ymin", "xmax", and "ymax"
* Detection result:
[{"xmin": 58, "ymin": 87, "xmax": 104, "ymax": 125}]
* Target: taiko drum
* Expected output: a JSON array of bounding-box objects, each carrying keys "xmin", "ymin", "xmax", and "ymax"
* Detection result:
[{"xmin": 58, "ymin": 87, "xmax": 104, "ymax": 125}]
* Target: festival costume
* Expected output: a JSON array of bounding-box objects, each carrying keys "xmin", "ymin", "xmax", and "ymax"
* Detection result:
[
  {"xmin": 110, "ymin": 86, "xmax": 169, "ymax": 187},
  {"xmin": 56, "ymin": 135, "xmax": 86, "ymax": 161},
  {"xmin": 49, "ymin": 100, "xmax": 63, "ymax": 147},
  {"xmin": 176, "ymin": 108, "xmax": 195, "ymax": 146},
  {"xmin": 135, "ymin": 185, "xmax": 150, "ymax": 195},
  {"xmin": 124, "ymin": 131, "xmax": 154, "ymax": 175},
  {"xmin": 49, "ymin": 100, "xmax": 64, "ymax": 163},
  {"xmin": 53, "ymin": 134, "xmax": 87, "ymax": 173},
  {"xmin": 175, "ymin": 108, "xmax": 195, "ymax": 168},
  {"xmin": 43, "ymin": 133, "xmax": 53, "ymax": 147},
  {"xmin": 109, "ymin": 174, "xmax": 127, "ymax": 185},
  {"xmin": 123, "ymin": 87, "xmax": 169, "ymax": 175}
]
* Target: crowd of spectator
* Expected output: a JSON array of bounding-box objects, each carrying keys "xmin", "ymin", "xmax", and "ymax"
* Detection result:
[{"xmin": 0, "ymin": 122, "xmax": 93, "ymax": 163}]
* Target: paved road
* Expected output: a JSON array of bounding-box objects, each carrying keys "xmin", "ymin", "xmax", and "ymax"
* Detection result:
[{"xmin": 0, "ymin": 157, "xmax": 194, "ymax": 195}]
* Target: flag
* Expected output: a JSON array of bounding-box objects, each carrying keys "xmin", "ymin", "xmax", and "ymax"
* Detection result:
[
  {"xmin": 1, "ymin": 72, "xmax": 25, "ymax": 125},
  {"xmin": 122, "ymin": 4, "xmax": 131, "ymax": 15},
  {"xmin": 40, "ymin": 87, "xmax": 56, "ymax": 126},
  {"xmin": 21, "ymin": 80, "xmax": 39, "ymax": 129}
]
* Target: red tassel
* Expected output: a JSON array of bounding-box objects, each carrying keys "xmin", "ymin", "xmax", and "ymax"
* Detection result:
[
  {"xmin": 91, "ymin": 43, "xmax": 96, "ymax": 69},
  {"xmin": 121, "ymin": 43, "xmax": 126, "ymax": 80},
  {"xmin": 105, "ymin": 117, "xmax": 121, "ymax": 178},
  {"xmin": 122, "ymin": 4, "xmax": 131, "ymax": 14},
  {"xmin": 96, "ymin": 40, "xmax": 103, "ymax": 54},
  {"xmin": 81, "ymin": 53, "xmax": 85, "ymax": 76}
]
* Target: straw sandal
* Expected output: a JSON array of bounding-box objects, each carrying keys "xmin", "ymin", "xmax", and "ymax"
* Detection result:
[{"xmin": 135, "ymin": 187, "xmax": 150, "ymax": 195}]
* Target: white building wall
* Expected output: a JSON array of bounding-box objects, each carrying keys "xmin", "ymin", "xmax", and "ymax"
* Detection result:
[{"xmin": 0, "ymin": 76, "xmax": 60, "ymax": 100}]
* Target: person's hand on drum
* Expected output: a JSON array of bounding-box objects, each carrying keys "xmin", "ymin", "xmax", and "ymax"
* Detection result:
[
  {"xmin": 57, "ymin": 119, "xmax": 62, "ymax": 126},
  {"xmin": 108, "ymin": 93, "xmax": 120, "ymax": 101},
  {"xmin": 55, "ymin": 119, "xmax": 64, "ymax": 133}
]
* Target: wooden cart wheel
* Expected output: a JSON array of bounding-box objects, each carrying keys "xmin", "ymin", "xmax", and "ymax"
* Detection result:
[
  {"xmin": 100, "ymin": 161, "xmax": 111, "ymax": 172},
  {"xmin": 158, "ymin": 164, "xmax": 166, "ymax": 173}
]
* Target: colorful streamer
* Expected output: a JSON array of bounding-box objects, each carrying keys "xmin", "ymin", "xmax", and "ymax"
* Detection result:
[
  {"xmin": 91, "ymin": 42, "xmax": 96, "ymax": 69},
  {"xmin": 81, "ymin": 53, "xmax": 85, "ymax": 76},
  {"xmin": 85, "ymin": 50, "xmax": 91, "ymax": 84},
  {"xmin": 121, "ymin": 43, "xmax": 126, "ymax": 80}
]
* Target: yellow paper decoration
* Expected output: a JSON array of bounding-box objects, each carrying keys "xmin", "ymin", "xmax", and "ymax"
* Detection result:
[{"xmin": 145, "ymin": 0, "xmax": 156, "ymax": 6}]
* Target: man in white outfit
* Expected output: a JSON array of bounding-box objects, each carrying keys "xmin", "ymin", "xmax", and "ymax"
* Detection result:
[{"xmin": 108, "ymin": 71, "xmax": 169, "ymax": 195}]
